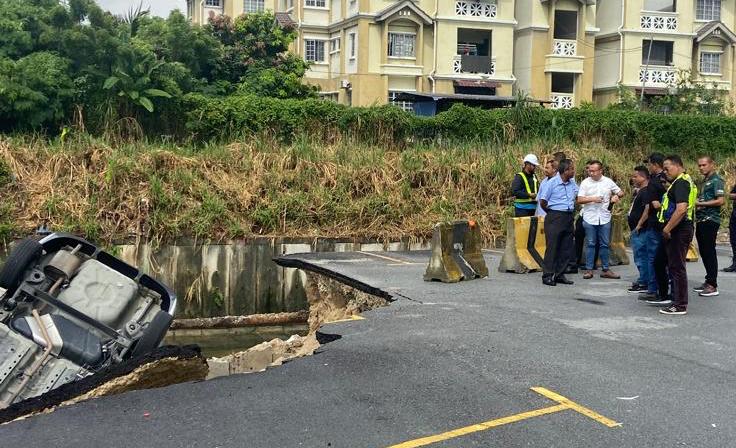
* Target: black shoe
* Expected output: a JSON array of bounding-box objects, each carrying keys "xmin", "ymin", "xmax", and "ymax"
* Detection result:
[
  {"xmin": 723, "ymin": 264, "xmax": 736, "ymax": 273},
  {"xmin": 565, "ymin": 266, "xmax": 578, "ymax": 274},
  {"xmin": 659, "ymin": 305, "xmax": 687, "ymax": 315},
  {"xmin": 543, "ymin": 276, "xmax": 557, "ymax": 286},
  {"xmin": 638, "ymin": 292, "xmax": 658, "ymax": 301},
  {"xmin": 554, "ymin": 275, "xmax": 574, "ymax": 285},
  {"xmin": 646, "ymin": 295, "xmax": 673, "ymax": 306},
  {"xmin": 628, "ymin": 283, "xmax": 646, "ymax": 293}
]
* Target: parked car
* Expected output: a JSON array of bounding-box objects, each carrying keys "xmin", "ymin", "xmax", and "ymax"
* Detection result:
[{"xmin": 0, "ymin": 233, "xmax": 176, "ymax": 408}]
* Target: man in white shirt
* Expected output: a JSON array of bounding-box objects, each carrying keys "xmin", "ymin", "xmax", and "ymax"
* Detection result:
[{"xmin": 577, "ymin": 160, "xmax": 624, "ymax": 279}]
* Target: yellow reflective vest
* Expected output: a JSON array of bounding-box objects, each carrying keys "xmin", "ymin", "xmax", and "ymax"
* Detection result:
[
  {"xmin": 514, "ymin": 172, "xmax": 538, "ymax": 204},
  {"xmin": 658, "ymin": 173, "xmax": 697, "ymax": 223}
]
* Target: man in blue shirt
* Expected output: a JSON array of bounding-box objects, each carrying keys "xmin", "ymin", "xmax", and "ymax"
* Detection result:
[{"xmin": 539, "ymin": 158, "xmax": 579, "ymax": 286}]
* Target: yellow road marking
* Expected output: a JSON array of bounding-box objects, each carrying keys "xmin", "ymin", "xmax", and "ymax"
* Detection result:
[
  {"xmin": 387, "ymin": 404, "xmax": 567, "ymax": 448},
  {"xmin": 323, "ymin": 315, "xmax": 365, "ymax": 325},
  {"xmin": 386, "ymin": 387, "xmax": 620, "ymax": 448},
  {"xmin": 359, "ymin": 251, "xmax": 414, "ymax": 265},
  {"xmin": 531, "ymin": 387, "xmax": 621, "ymax": 428}
]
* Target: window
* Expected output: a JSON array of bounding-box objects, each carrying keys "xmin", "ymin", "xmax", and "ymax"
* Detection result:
[
  {"xmin": 205, "ymin": 0, "xmax": 221, "ymax": 6},
  {"xmin": 643, "ymin": 0, "xmax": 676, "ymax": 12},
  {"xmin": 696, "ymin": 0, "xmax": 720, "ymax": 20},
  {"xmin": 244, "ymin": 0, "xmax": 264, "ymax": 12},
  {"xmin": 349, "ymin": 33, "xmax": 356, "ymax": 59},
  {"xmin": 642, "ymin": 40, "xmax": 674, "ymax": 66},
  {"xmin": 388, "ymin": 91, "xmax": 414, "ymax": 113},
  {"xmin": 551, "ymin": 73, "xmax": 575, "ymax": 93},
  {"xmin": 388, "ymin": 33, "xmax": 416, "ymax": 58},
  {"xmin": 305, "ymin": 0, "xmax": 326, "ymax": 7},
  {"xmin": 553, "ymin": 11, "xmax": 578, "ymax": 40},
  {"xmin": 330, "ymin": 37, "xmax": 340, "ymax": 53},
  {"xmin": 700, "ymin": 52, "xmax": 721, "ymax": 74},
  {"xmin": 305, "ymin": 39, "xmax": 326, "ymax": 63}
]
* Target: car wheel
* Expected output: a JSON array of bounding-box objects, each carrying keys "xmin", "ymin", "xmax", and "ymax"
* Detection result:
[
  {"xmin": 0, "ymin": 238, "xmax": 43, "ymax": 295},
  {"xmin": 131, "ymin": 310, "xmax": 174, "ymax": 358}
]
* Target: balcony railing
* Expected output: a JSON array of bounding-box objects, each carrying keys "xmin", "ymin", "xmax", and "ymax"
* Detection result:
[
  {"xmin": 551, "ymin": 93, "xmax": 574, "ymax": 109},
  {"xmin": 455, "ymin": 0, "xmax": 497, "ymax": 18},
  {"xmin": 453, "ymin": 55, "xmax": 496, "ymax": 75},
  {"xmin": 552, "ymin": 39, "xmax": 577, "ymax": 56},
  {"xmin": 640, "ymin": 13, "xmax": 678, "ymax": 32},
  {"xmin": 639, "ymin": 66, "xmax": 676, "ymax": 86}
]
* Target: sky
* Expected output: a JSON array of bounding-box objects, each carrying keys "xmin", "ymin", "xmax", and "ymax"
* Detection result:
[{"xmin": 97, "ymin": 0, "xmax": 187, "ymax": 18}]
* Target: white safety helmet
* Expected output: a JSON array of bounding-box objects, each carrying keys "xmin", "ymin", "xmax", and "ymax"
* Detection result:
[{"xmin": 523, "ymin": 154, "xmax": 540, "ymax": 166}]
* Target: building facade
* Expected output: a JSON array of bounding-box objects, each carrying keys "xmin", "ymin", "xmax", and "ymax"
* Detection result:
[
  {"xmin": 593, "ymin": 0, "xmax": 736, "ymax": 106},
  {"xmin": 186, "ymin": 1, "xmax": 736, "ymax": 109}
]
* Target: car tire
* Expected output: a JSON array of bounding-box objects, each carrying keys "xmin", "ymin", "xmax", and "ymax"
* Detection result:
[
  {"xmin": 0, "ymin": 238, "xmax": 43, "ymax": 295},
  {"xmin": 131, "ymin": 311, "xmax": 174, "ymax": 358}
]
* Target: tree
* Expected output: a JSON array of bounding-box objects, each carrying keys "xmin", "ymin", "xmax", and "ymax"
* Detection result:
[{"xmin": 207, "ymin": 12, "xmax": 318, "ymax": 98}]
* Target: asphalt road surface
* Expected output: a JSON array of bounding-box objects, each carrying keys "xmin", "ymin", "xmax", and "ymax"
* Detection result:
[{"xmin": 5, "ymin": 247, "xmax": 736, "ymax": 447}]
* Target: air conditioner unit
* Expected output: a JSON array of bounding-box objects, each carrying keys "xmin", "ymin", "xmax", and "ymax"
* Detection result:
[{"xmin": 341, "ymin": 80, "xmax": 352, "ymax": 89}]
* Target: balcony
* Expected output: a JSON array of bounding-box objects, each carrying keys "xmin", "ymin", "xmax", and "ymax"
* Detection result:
[
  {"xmin": 551, "ymin": 93, "xmax": 574, "ymax": 109},
  {"xmin": 455, "ymin": 0, "xmax": 497, "ymax": 18},
  {"xmin": 639, "ymin": 66, "xmax": 676, "ymax": 86},
  {"xmin": 453, "ymin": 55, "xmax": 496, "ymax": 76},
  {"xmin": 552, "ymin": 39, "xmax": 577, "ymax": 57},
  {"xmin": 640, "ymin": 12, "xmax": 678, "ymax": 32}
]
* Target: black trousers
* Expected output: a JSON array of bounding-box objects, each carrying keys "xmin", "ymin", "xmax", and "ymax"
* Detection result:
[
  {"xmin": 730, "ymin": 212, "xmax": 736, "ymax": 263},
  {"xmin": 665, "ymin": 224, "xmax": 695, "ymax": 308},
  {"xmin": 515, "ymin": 207, "xmax": 536, "ymax": 217},
  {"xmin": 654, "ymin": 237, "xmax": 669, "ymax": 296},
  {"xmin": 544, "ymin": 210, "xmax": 574, "ymax": 278},
  {"xmin": 696, "ymin": 220, "xmax": 719, "ymax": 288}
]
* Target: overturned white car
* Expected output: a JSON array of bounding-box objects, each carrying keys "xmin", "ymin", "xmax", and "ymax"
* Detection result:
[{"xmin": 0, "ymin": 233, "xmax": 176, "ymax": 408}]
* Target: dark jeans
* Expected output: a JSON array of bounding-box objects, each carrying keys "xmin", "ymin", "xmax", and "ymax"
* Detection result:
[
  {"xmin": 665, "ymin": 224, "xmax": 694, "ymax": 308},
  {"xmin": 654, "ymin": 235, "xmax": 669, "ymax": 296},
  {"xmin": 730, "ymin": 212, "xmax": 736, "ymax": 263},
  {"xmin": 515, "ymin": 207, "xmax": 536, "ymax": 217},
  {"xmin": 696, "ymin": 220, "xmax": 719, "ymax": 288},
  {"xmin": 544, "ymin": 210, "xmax": 574, "ymax": 278}
]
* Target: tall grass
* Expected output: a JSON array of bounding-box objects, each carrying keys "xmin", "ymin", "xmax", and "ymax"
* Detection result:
[{"xmin": 0, "ymin": 134, "xmax": 732, "ymax": 246}]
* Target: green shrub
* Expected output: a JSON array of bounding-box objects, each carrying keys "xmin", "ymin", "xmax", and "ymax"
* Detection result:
[{"xmin": 184, "ymin": 96, "xmax": 736, "ymax": 157}]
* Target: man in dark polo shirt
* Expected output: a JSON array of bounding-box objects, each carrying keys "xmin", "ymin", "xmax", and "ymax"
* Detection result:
[
  {"xmin": 640, "ymin": 153, "xmax": 669, "ymax": 302},
  {"xmin": 693, "ymin": 156, "xmax": 725, "ymax": 297},
  {"xmin": 655, "ymin": 155, "xmax": 697, "ymax": 315}
]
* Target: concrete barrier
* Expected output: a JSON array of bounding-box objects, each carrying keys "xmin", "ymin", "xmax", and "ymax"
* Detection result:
[
  {"xmin": 498, "ymin": 216, "xmax": 546, "ymax": 274},
  {"xmin": 687, "ymin": 242, "xmax": 699, "ymax": 262},
  {"xmin": 424, "ymin": 220, "xmax": 489, "ymax": 283}
]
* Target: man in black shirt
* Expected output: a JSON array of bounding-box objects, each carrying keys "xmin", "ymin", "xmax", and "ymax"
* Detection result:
[
  {"xmin": 628, "ymin": 166, "xmax": 651, "ymax": 293},
  {"xmin": 724, "ymin": 183, "xmax": 736, "ymax": 272},
  {"xmin": 656, "ymin": 155, "xmax": 696, "ymax": 315},
  {"xmin": 640, "ymin": 153, "xmax": 669, "ymax": 302}
]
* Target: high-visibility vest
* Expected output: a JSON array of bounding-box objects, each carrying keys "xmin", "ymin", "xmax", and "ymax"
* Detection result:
[
  {"xmin": 658, "ymin": 173, "xmax": 697, "ymax": 223},
  {"xmin": 514, "ymin": 172, "xmax": 538, "ymax": 204}
]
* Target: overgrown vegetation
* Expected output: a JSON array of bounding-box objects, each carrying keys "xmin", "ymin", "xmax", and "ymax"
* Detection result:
[
  {"xmin": 2, "ymin": 134, "xmax": 733, "ymax": 246},
  {"xmin": 0, "ymin": 1, "xmax": 314, "ymax": 135}
]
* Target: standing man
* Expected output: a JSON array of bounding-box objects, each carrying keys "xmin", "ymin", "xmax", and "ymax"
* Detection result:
[
  {"xmin": 693, "ymin": 156, "xmax": 724, "ymax": 297},
  {"xmin": 536, "ymin": 159, "xmax": 559, "ymax": 217},
  {"xmin": 577, "ymin": 160, "xmax": 624, "ymax": 279},
  {"xmin": 656, "ymin": 155, "xmax": 697, "ymax": 316},
  {"xmin": 724, "ymin": 182, "xmax": 736, "ymax": 272},
  {"xmin": 628, "ymin": 166, "xmax": 651, "ymax": 293},
  {"xmin": 574, "ymin": 161, "xmax": 593, "ymax": 269},
  {"xmin": 641, "ymin": 153, "xmax": 669, "ymax": 302},
  {"xmin": 512, "ymin": 154, "xmax": 540, "ymax": 217},
  {"xmin": 539, "ymin": 159, "xmax": 578, "ymax": 286}
]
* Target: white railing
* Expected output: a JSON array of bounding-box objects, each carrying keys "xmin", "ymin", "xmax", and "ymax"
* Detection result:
[
  {"xmin": 639, "ymin": 66, "xmax": 677, "ymax": 86},
  {"xmin": 552, "ymin": 39, "xmax": 577, "ymax": 56},
  {"xmin": 455, "ymin": 0, "xmax": 497, "ymax": 18},
  {"xmin": 640, "ymin": 13, "xmax": 678, "ymax": 31},
  {"xmin": 453, "ymin": 55, "xmax": 496, "ymax": 75},
  {"xmin": 551, "ymin": 94, "xmax": 574, "ymax": 109}
]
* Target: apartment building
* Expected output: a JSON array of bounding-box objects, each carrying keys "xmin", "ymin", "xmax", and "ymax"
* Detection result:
[
  {"xmin": 188, "ymin": 0, "xmax": 518, "ymax": 108},
  {"xmin": 514, "ymin": 0, "xmax": 598, "ymax": 109},
  {"xmin": 594, "ymin": 0, "xmax": 736, "ymax": 106}
]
